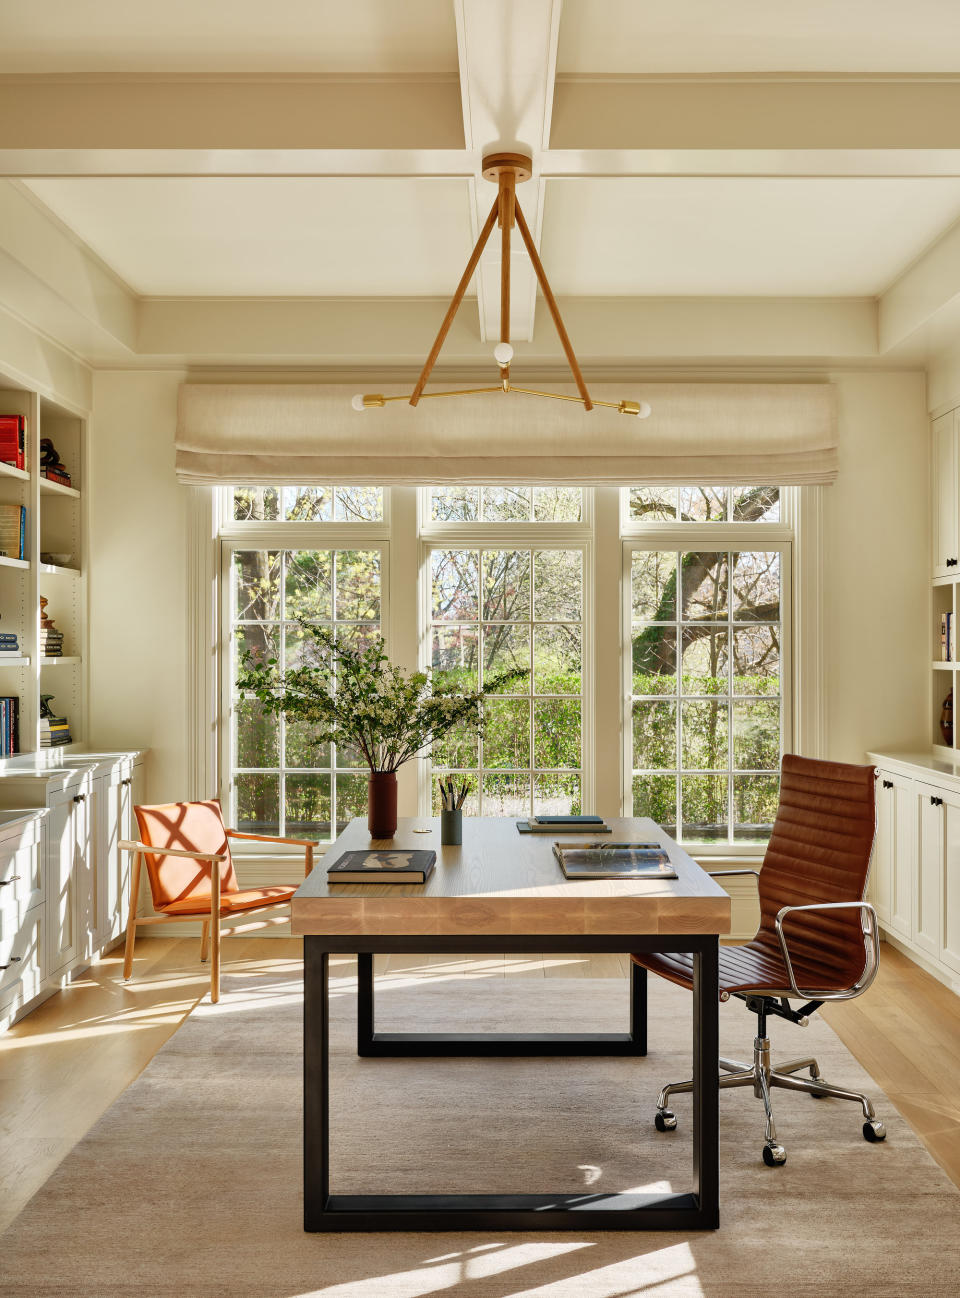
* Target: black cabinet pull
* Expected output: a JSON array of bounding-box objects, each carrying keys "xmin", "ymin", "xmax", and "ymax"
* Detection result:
[
  {"xmin": 72, "ymin": 793, "xmax": 86, "ymax": 803},
  {"xmin": 0, "ymin": 955, "xmax": 22, "ymax": 969},
  {"xmin": 882, "ymin": 780, "xmax": 893, "ymax": 789},
  {"xmin": 0, "ymin": 875, "xmax": 21, "ymax": 887},
  {"xmin": 931, "ymin": 795, "xmax": 944, "ymax": 806},
  {"xmin": 121, "ymin": 778, "xmax": 132, "ymax": 788},
  {"xmin": 948, "ymin": 558, "xmax": 959, "ymax": 567}
]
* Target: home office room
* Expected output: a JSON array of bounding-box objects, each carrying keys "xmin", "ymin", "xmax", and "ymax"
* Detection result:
[{"xmin": 0, "ymin": 3, "xmax": 959, "ymax": 1295}]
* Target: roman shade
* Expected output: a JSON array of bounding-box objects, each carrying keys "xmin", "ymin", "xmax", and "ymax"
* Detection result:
[{"xmin": 175, "ymin": 381, "xmax": 838, "ymax": 486}]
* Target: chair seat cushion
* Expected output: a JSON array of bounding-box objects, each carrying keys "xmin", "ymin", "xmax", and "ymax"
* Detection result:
[
  {"xmin": 158, "ymin": 885, "xmax": 298, "ymax": 916},
  {"xmin": 632, "ymin": 936, "xmax": 854, "ymax": 998}
]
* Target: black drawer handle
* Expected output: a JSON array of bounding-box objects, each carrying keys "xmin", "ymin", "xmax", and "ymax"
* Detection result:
[
  {"xmin": 948, "ymin": 558, "xmax": 959, "ymax": 568},
  {"xmin": 73, "ymin": 793, "xmax": 86, "ymax": 803},
  {"xmin": 121, "ymin": 778, "xmax": 132, "ymax": 788},
  {"xmin": 931, "ymin": 796, "xmax": 944, "ymax": 806},
  {"xmin": 0, "ymin": 875, "xmax": 21, "ymax": 886},
  {"xmin": 0, "ymin": 955, "xmax": 22, "ymax": 969},
  {"xmin": 882, "ymin": 780, "xmax": 893, "ymax": 790}
]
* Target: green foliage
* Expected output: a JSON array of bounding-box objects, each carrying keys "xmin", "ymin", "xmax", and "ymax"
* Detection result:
[{"xmin": 237, "ymin": 621, "xmax": 529, "ymax": 774}]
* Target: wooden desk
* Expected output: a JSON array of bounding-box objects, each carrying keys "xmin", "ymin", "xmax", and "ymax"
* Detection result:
[{"xmin": 292, "ymin": 816, "xmax": 730, "ymax": 1233}]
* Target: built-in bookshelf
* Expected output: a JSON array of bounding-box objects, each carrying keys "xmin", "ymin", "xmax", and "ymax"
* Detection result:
[{"xmin": 0, "ymin": 375, "xmax": 86, "ymax": 758}]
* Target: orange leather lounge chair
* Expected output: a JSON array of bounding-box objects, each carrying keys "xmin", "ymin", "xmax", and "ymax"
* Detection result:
[
  {"xmin": 120, "ymin": 799, "xmax": 315, "ymax": 1002},
  {"xmin": 633, "ymin": 754, "xmax": 886, "ymax": 1166}
]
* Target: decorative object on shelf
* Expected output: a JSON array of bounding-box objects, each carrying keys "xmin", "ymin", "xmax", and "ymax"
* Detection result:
[
  {"xmin": 39, "ymin": 597, "xmax": 64, "ymax": 658},
  {"xmin": 941, "ymin": 688, "xmax": 953, "ymax": 746},
  {"xmin": 0, "ymin": 414, "xmax": 25, "ymax": 470},
  {"xmin": 40, "ymin": 552, "xmax": 73, "ymax": 568},
  {"xmin": 39, "ymin": 437, "xmax": 71, "ymax": 487},
  {"xmin": 350, "ymin": 150, "xmax": 650, "ymax": 421},
  {"xmin": 39, "ymin": 693, "xmax": 71, "ymax": 747},
  {"xmin": 237, "ymin": 621, "xmax": 528, "ymax": 841},
  {"xmin": 0, "ymin": 503, "xmax": 25, "ymax": 560}
]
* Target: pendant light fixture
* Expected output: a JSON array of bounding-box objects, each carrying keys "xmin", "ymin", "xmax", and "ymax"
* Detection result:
[{"xmin": 352, "ymin": 152, "xmax": 650, "ymax": 417}]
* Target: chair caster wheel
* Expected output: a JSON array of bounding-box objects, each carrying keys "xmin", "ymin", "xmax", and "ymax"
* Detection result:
[
  {"xmin": 762, "ymin": 1141, "xmax": 787, "ymax": 1167},
  {"xmin": 654, "ymin": 1109, "xmax": 677, "ymax": 1133},
  {"xmin": 863, "ymin": 1119, "xmax": 886, "ymax": 1142}
]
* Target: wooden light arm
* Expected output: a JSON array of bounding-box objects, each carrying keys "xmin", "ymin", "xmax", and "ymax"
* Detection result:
[
  {"xmin": 119, "ymin": 839, "xmax": 226, "ymax": 863},
  {"xmin": 226, "ymin": 829, "xmax": 317, "ymax": 877}
]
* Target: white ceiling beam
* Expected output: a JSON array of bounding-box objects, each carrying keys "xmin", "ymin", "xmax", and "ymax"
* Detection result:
[
  {"xmin": 454, "ymin": 0, "xmax": 562, "ymax": 343},
  {"xmin": 879, "ymin": 215, "xmax": 960, "ymax": 352},
  {"xmin": 551, "ymin": 77, "xmax": 960, "ymax": 152},
  {"xmin": 135, "ymin": 294, "xmax": 878, "ymax": 365},
  {"xmin": 0, "ymin": 181, "xmax": 137, "ymax": 359}
]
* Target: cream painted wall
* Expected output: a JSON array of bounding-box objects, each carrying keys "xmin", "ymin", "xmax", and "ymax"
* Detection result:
[
  {"xmin": 821, "ymin": 371, "xmax": 929, "ymax": 762},
  {"xmin": 88, "ymin": 369, "xmax": 188, "ymax": 800},
  {"xmin": 85, "ymin": 367, "xmax": 930, "ymax": 808}
]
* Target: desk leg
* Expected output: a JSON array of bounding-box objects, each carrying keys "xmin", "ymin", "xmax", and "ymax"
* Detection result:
[
  {"xmin": 356, "ymin": 948, "xmax": 647, "ymax": 1058},
  {"xmin": 692, "ymin": 938, "xmax": 720, "ymax": 1228},
  {"xmin": 303, "ymin": 938, "xmax": 329, "ymax": 1230}
]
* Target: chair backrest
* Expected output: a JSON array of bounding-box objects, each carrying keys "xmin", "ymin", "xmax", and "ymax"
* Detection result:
[
  {"xmin": 757, "ymin": 755, "xmax": 876, "ymax": 989},
  {"xmin": 134, "ymin": 799, "xmax": 239, "ymax": 909}
]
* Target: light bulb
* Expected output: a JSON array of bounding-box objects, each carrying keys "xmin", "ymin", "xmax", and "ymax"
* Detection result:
[
  {"xmin": 351, "ymin": 393, "xmax": 366, "ymax": 412},
  {"xmin": 493, "ymin": 342, "xmax": 514, "ymax": 367},
  {"xmin": 636, "ymin": 400, "xmax": 651, "ymax": 419}
]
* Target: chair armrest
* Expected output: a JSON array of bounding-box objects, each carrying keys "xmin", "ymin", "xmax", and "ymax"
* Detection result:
[
  {"xmin": 225, "ymin": 829, "xmax": 317, "ymax": 877},
  {"xmin": 226, "ymin": 830, "xmax": 316, "ymax": 847},
  {"xmin": 774, "ymin": 901, "xmax": 880, "ymax": 1001},
  {"xmin": 118, "ymin": 839, "xmax": 227, "ymax": 863}
]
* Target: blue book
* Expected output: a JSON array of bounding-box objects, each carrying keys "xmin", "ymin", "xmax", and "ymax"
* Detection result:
[{"xmin": 534, "ymin": 815, "xmax": 605, "ymax": 824}]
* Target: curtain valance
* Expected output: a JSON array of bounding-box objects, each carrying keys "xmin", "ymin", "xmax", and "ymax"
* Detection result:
[{"xmin": 175, "ymin": 381, "xmax": 837, "ymax": 486}]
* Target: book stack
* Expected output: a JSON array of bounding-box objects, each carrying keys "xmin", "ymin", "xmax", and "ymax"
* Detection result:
[
  {"xmin": 0, "ymin": 415, "xmax": 26, "ymax": 471},
  {"xmin": 40, "ymin": 710, "xmax": 71, "ymax": 748},
  {"xmin": 941, "ymin": 612, "xmax": 956, "ymax": 662},
  {"xmin": 517, "ymin": 814, "xmax": 612, "ymax": 835},
  {"xmin": 0, "ymin": 696, "xmax": 20, "ymax": 756},
  {"xmin": 0, "ymin": 505, "xmax": 25, "ymax": 561},
  {"xmin": 40, "ymin": 624, "xmax": 64, "ymax": 658},
  {"xmin": 0, "ymin": 627, "xmax": 21, "ymax": 658},
  {"xmin": 40, "ymin": 437, "xmax": 71, "ymax": 487}
]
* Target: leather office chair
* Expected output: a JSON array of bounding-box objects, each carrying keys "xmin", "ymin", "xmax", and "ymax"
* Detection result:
[
  {"xmin": 120, "ymin": 799, "xmax": 315, "ymax": 1003},
  {"xmin": 633, "ymin": 754, "xmax": 885, "ymax": 1166}
]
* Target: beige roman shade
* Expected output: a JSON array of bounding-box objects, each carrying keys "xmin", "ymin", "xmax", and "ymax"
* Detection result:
[{"xmin": 175, "ymin": 381, "xmax": 838, "ymax": 486}]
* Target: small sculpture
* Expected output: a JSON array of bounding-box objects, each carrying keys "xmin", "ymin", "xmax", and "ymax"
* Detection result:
[
  {"xmin": 39, "ymin": 438, "xmax": 71, "ymax": 486},
  {"xmin": 941, "ymin": 689, "xmax": 954, "ymax": 747}
]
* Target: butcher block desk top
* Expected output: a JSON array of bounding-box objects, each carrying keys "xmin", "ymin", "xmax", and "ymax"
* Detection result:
[{"xmin": 291, "ymin": 817, "xmax": 731, "ymax": 938}]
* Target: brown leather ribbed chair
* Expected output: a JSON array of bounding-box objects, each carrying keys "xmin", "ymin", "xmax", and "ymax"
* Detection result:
[{"xmin": 633, "ymin": 754, "xmax": 885, "ymax": 1166}]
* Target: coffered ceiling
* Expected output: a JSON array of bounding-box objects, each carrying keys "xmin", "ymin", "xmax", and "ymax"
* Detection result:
[{"xmin": 3, "ymin": 0, "xmax": 960, "ymax": 372}]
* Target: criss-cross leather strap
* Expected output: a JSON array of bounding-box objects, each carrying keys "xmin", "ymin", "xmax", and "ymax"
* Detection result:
[{"xmin": 632, "ymin": 754, "xmax": 877, "ymax": 997}]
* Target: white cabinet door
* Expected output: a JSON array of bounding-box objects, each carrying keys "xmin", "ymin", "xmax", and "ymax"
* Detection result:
[
  {"xmin": 933, "ymin": 411, "xmax": 959, "ymax": 578},
  {"xmin": 873, "ymin": 770, "xmax": 915, "ymax": 939},
  {"xmin": 916, "ymin": 783, "xmax": 945, "ymax": 959},
  {"xmin": 941, "ymin": 789, "xmax": 960, "ymax": 974},
  {"xmin": 44, "ymin": 783, "xmax": 90, "ymax": 976},
  {"xmin": 95, "ymin": 761, "xmax": 135, "ymax": 947}
]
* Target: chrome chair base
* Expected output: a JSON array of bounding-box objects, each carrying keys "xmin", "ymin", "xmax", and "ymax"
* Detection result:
[{"xmin": 655, "ymin": 1035, "xmax": 886, "ymax": 1166}]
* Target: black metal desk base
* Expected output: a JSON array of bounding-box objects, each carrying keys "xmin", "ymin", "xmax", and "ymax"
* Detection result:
[
  {"xmin": 304, "ymin": 935, "xmax": 720, "ymax": 1233},
  {"xmin": 356, "ymin": 950, "xmax": 647, "ymax": 1057}
]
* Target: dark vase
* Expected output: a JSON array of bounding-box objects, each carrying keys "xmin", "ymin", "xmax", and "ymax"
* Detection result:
[{"xmin": 367, "ymin": 771, "xmax": 398, "ymax": 839}]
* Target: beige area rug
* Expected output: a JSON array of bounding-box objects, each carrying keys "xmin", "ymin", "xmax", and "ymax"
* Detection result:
[{"xmin": 2, "ymin": 960, "xmax": 959, "ymax": 1298}]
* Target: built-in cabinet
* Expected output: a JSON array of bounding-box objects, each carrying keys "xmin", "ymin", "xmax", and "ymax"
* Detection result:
[
  {"xmin": 0, "ymin": 749, "xmax": 144, "ymax": 1029},
  {"xmin": 869, "ymin": 752, "xmax": 960, "ymax": 992}
]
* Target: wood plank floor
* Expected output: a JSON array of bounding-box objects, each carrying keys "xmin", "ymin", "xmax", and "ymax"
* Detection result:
[{"xmin": 0, "ymin": 936, "xmax": 957, "ymax": 1235}]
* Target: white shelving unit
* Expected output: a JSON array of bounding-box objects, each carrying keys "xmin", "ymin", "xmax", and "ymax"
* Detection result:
[{"xmin": 0, "ymin": 374, "xmax": 87, "ymax": 758}]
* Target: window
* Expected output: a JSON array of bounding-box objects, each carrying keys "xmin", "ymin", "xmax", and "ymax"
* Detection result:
[
  {"xmin": 211, "ymin": 481, "xmax": 799, "ymax": 853},
  {"xmin": 225, "ymin": 536, "xmax": 383, "ymax": 841},
  {"xmin": 625, "ymin": 486, "xmax": 789, "ymax": 847},
  {"xmin": 427, "ymin": 544, "xmax": 585, "ymax": 815}
]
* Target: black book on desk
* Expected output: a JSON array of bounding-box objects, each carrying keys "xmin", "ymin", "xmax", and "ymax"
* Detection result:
[
  {"xmin": 327, "ymin": 849, "xmax": 436, "ymax": 884},
  {"xmin": 553, "ymin": 841, "xmax": 678, "ymax": 879}
]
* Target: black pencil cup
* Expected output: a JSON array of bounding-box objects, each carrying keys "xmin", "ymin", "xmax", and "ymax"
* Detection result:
[{"xmin": 440, "ymin": 808, "xmax": 462, "ymax": 845}]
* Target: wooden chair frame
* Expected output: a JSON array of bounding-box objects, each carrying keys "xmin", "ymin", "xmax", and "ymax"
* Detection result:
[{"xmin": 120, "ymin": 829, "xmax": 315, "ymax": 1003}]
